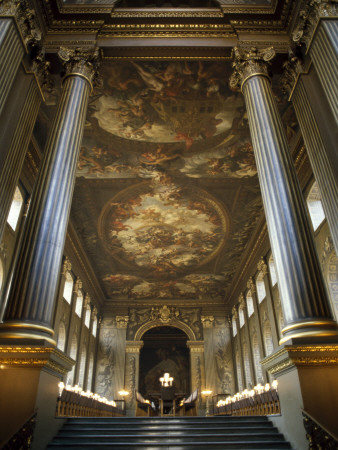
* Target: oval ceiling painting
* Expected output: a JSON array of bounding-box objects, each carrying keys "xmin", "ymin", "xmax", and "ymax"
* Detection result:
[{"xmin": 99, "ymin": 181, "xmax": 228, "ymax": 278}]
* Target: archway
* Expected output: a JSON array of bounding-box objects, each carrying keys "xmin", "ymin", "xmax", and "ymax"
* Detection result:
[{"xmin": 139, "ymin": 326, "xmax": 190, "ymax": 396}]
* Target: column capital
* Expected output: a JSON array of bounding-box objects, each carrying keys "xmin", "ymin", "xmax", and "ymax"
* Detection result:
[
  {"xmin": 58, "ymin": 46, "xmax": 101, "ymax": 93},
  {"xmin": 186, "ymin": 341, "xmax": 205, "ymax": 352},
  {"xmin": 73, "ymin": 278, "xmax": 82, "ymax": 294},
  {"xmin": 292, "ymin": 0, "xmax": 338, "ymax": 50},
  {"xmin": 231, "ymin": 305, "xmax": 238, "ymax": 319},
  {"xmin": 30, "ymin": 45, "xmax": 54, "ymax": 98},
  {"xmin": 247, "ymin": 276, "xmax": 256, "ymax": 294},
  {"xmin": 238, "ymin": 293, "xmax": 246, "ymax": 309},
  {"xmin": 229, "ymin": 46, "xmax": 275, "ymax": 92},
  {"xmin": 125, "ymin": 340, "xmax": 143, "ymax": 353},
  {"xmin": 0, "ymin": 0, "xmax": 41, "ymax": 46},
  {"xmin": 84, "ymin": 293, "xmax": 91, "ymax": 307}
]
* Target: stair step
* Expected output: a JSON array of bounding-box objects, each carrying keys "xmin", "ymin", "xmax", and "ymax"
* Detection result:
[{"xmin": 59, "ymin": 427, "xmax": 278, "ymax": 435}]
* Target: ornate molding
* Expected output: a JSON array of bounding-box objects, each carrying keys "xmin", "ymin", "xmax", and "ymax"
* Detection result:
[
  {"xmin": 229, "ymin": 46, "xmax": 275, "ymax": 92},
  {"xmin": 187, "ymin": 341, "xmax": 205, "ymax": 352},
  {"xmin": 58, "ymin": 46, "xmax": 101, "ymax": 91},
  {"xmin": 116, "ymin": 315, "xmax": 129, "ymax": 329},
  {"xmin": 292, "ymin": 0, "xmax": 338, "ymax": 50},
  {"xmin": 111, "ymin": 10, "xmax": 224, "ymax": 18},
  {"xmin": 150, "ymin": 305, "xmax": 179, "ymax": 323},
  {"xmin": 201, "ymin": 315, "xmax": 215, "ymax": 328},
  {"xmin": 0, "ymin": 346, "xmax": 74, "ymax": 375},
  {"xmin": 261, "ymin": 344, "xmax": 338, "ymax": 376},
  {"xmin": 257, "ymin": 257, "xmax": 268, "ymax": 277}
]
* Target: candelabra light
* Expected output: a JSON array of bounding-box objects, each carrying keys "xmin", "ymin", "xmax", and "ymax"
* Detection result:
[{"xmin": 159, "ymin": 372, "xmax": 174, "ymax": 387}]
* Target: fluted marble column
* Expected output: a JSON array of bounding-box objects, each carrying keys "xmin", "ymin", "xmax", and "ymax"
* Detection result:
[
  {"xmin": 0, "ymin": 46, "xmax": 100, "ymax": 345},
  {"xmin": 292, "ymin": 1, "xmax": 338, "ymax": 122},
  {"xmin": 230, "ymin": 47, "xmax": 338, "ymax": 345},
  {"xmin": 282, "ymin": 56, "xmax": 338, "ymax": 255},
  {"xmin": 0, "ymin": 0, "xmax": 40, "ymax": 116}
]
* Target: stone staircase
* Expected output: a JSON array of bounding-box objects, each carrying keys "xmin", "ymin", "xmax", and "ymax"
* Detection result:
[{"xmin": 48, "ymin": 416, "xmax": 293, "ymax": 449}]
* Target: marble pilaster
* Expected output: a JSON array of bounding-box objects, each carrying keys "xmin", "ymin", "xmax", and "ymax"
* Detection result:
[
  {"xmin": 124, "ymin": 340, "xmax": 143, "ymax": 416},
  {"xmin": 230, "ymin": 46, "xmax": 338, "ymax": 344},
  {"xmin": 0, "ymin": 46, "xmax": 100, "ymax": 345},
  {"xmin": 187, "ymin": 341, "xmax": 205, "ymax": 412}
]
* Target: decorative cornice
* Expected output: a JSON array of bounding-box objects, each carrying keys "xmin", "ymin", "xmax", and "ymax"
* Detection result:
[
  {"xmin": 229, "ymin": 46, "xmax": 275, "ymax": 92},
  {"xmin": 261, "ymin": 344, "xmax": 338, "ymax": 376},
  {"xmin": 0, "ymin": 346, "xmax": 74, "ymax": 375},
  {"xmin": 201, "ymin": 315, "xmax": 215, "ymax": 328},
  {"xmin": 116, "ymin": 315, "xmax": 129, "ymax": 329}
]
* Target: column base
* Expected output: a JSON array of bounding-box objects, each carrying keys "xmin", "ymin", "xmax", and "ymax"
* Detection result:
[
  {"xmin": 261, "ymin": 343, "xmax": 338, "ymax": 449},
  {"xmin": 280, "ymin": 319, "xmax": 338, "ymax": 345},
  {"xmin": 0, "ymin": 346, "xmax": 74, "ymax": 448},
  {"xmin": 0, "ymin": 321, "xmax": 56, "ymax": 346}
]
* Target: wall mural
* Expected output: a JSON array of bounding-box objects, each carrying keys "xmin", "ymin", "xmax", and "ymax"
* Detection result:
[
  {"xmin": 214, "ymin": 319, "xmax": 234, "ymax": 394},
  {"xmin": 67, "ymin": 59, "xmax": 298, "ymax": 301},
  {"xmin": 95, "ymin": 318, "xmax": 116, "ymax": 399}
]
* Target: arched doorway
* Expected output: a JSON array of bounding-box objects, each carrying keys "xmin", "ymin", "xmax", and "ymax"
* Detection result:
[{"xmin": 139, "ymin": 326, "xmax": 190, "ymax": 396}]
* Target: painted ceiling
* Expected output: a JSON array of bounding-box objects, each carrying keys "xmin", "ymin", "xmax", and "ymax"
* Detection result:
[{"xmin": 65, "ymin": 59, "xmax": 297, "ymax": 302}]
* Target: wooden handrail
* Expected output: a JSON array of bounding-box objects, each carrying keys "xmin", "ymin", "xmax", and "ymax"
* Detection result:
[
  {"xmin": 302, "ymin": 409, "xmax": 338, "ymax": 448},
  {"xmin": 2, "ymin": 411, "xmax": 37, "ymax": 450}
]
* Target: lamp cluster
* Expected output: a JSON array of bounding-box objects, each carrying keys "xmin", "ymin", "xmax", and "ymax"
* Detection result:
[
  {"xmin": 58, "ymin": 382, "xmax": 116, "ymax": 407},
  {"xmin": 216, "ymin": 380, "xmax": 278, "ymax": 407},
  {"xmin": 159, "ymin": 372, "xmax": 174, "ymax": 387}
]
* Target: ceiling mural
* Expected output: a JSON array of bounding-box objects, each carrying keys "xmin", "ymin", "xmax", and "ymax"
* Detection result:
[{"xmin": 67, "ymin": 59, "xmax": 297, "ymax": 302}]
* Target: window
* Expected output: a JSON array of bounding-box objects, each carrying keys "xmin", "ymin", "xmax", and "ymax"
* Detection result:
[
  {"xmin": 232, "ymin": 318, "xmax": 237, "ymax": 336},
  {"xmin": 306, "ymin": 181, "xmax": 325, "ymax": 231},
  {"xmin": 75, "ymin": 292, "xmax": 83, "ymax": 317},
  {"xmin": 78, "ymin": 345, "xmax": 87, "ymax": 388},
  {"xmin": 246, "ymin": 292, "xmax": 254, "ymax": 317},
  {"xmin": 7, "ymin": 186, "xmax": 24, "ymax": 231},
  {"xmin": 84, "ymin": 306, "xmax": 91, "ymax": 328},
  {"xmin": 239, "ymin": 308, "xmax": 245, "ymax": 328},
  {"xmin": 63, "ymin": 272, "xmax": 73, "ymax": 304},
  {"xmin": 256, "ymin": 273, "xmax": 266, "ymax": 303},
  {"xmin": 57, "ymin": 322, "xmax": 66, "ymax": 352},
  {"xmin": 268, "ymin": 254, "xmax": 277, "ymax": 286},
  {"xmin": 92, "ymin": 316, "xmax": 97, "ymax": 337}
]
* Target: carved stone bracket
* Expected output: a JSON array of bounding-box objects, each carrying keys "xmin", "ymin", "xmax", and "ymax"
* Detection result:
[
  {"xmin": 201, "ymin": 315, "xmax": 215, "ymax": 328},
  {"xmin": 0, "ymin": 0, "xmax": 41, "ymax": 46},
  {"xmin": 292, "ymin": 0, "xmax": 338, "ymax": 50},
  {"xmin": 58, "ymin": 46, "xmax": 102, "ymax": 92},
  {"xmin": 257, "ymin": 257, "xmax": 268, "ymax": 277},
  {"xmin": 116, "ymin": 315, "xmax": 129, "ymax": 329},
  {"xmin": 229, "ymin": 46, "xmax": 275, "ymax": 92}
]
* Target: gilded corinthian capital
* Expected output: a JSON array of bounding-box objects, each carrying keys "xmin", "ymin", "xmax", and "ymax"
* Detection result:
[
  {"xmin": 292, "ymin": 0, "xmax": 338, "ymax": 49},
  {"xmin": 280, "ymin": 52, "xmax": 305, "ymax": 97},
  {"xmin": 58, "ymin": 46, "xmax": 101, "ymax": 91},
  {"xmin": 0, "ymin": 0, "xmax": 41, "ymax": 46},
  {"xmin": 229, "ymin": 46, "xmax": 276, "ymax": 91}
]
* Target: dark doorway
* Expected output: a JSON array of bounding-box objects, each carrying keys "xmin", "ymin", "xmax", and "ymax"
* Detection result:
[{"xmin": 139, "ymin": 326, "xmax": 190, "ymax": 397}]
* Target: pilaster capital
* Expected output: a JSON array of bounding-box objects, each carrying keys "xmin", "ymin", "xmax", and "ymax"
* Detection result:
[
  {"xmin": 125, "ymin": 340, "xmax": 143, "ymax": 353},
  {"xmin": 238, "ymin": 293, "xmax": 246, "ymax": 309},
  {"xmin": 280, "ymin": 52, "xmax": 306, "ymax": 98},
  {"xmin": 30, "ymin": 45, "xmax": 54, "ymax": 96},
  {"xmin": 231, "ymin": 305, "xmax": 238, "ymax": 319},
  {"xmin": 116, "ymin": 315, "xmax": 129, "ymax": 328},
  {"xmin": 257, "ymin": 257, "xmax": 268, "ymax": 277},
  {"xmin": 84, "ymin": 294, "xmax": 91, "ymax": 308},
  {"xmin": 229, "ymin": 46, "xmax": 275, "ymax": 92},
  {"xmin": 58, "ymin": 46, "xmax": 102, "ymax": 92},
  {"xmin": 74, "ymin": 278, "xmax": 82, "ymax": 294},
  {"xmin": 186, "ymin": 341, "xmax": 205, "ymax": 352},
  {"xmin": 247, "ymin": 277, "xmax": 256, "ymax": 294},
  {"xmin": 61, "ymin": 256, "xmax": 72, "ymax": 276},
  {"xmin": 292, "ymin": 0, "xmax": 338, "ymax": 49},
  {"xmin": 91, "ymin": 306, "xmax": 98, "ymax": 320},
  {"xmin": 0, "ymin": 0, "xmax": 41, "ymax": 46},
  {"xmin": 201, "ymin": 315, "xmax": 215, "ymax": 328}
]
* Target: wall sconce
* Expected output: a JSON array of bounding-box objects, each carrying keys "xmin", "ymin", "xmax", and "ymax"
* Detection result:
[
  {"xmin": 118, "ymin": 390, "xmax": 129, "ymax": 397},
  {"xmin": 160, "ymin": 372, "xmax": 173, "ymax": 387}
]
